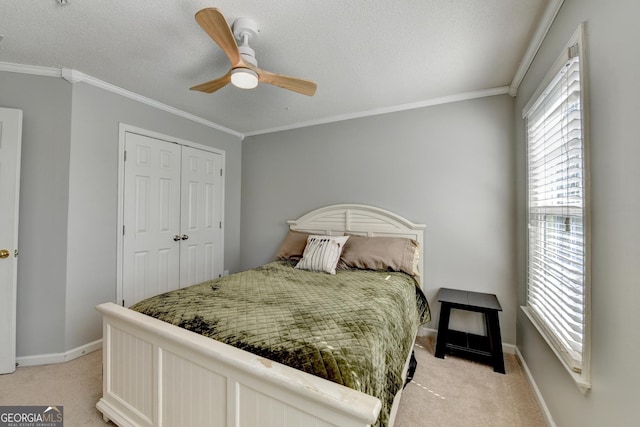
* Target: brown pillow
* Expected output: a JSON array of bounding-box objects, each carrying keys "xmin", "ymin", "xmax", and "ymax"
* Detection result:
[
  {"xmin": 339, "ymin": 235, "xmax": 420, "ymax": 277},
  {"xmin": 274, "ymin": 230, "xmax": 311, "ymax": 261}
]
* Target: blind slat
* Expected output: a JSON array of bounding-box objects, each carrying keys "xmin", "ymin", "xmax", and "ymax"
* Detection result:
[{"xmin": 526, "ymin": 53, "xmax": 586, "ymax": 369}]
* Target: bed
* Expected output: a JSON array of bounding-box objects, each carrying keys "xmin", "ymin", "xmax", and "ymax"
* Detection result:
[{"xmin": 97, "ymin": 204, "xmax": 429, "ymax": 427}]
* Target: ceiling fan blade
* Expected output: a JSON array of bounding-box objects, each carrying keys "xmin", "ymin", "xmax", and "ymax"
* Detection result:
[
  {"xmin": 195, "ymin": 8, "xmax": 241, "ymax": 67},
  {"xmin": 190, "ymin": 71, "xmax": 232, "ymax": 93},
  {"xmin": 257, "ymin": 68, "xmax": 317, "ymax": 96}
]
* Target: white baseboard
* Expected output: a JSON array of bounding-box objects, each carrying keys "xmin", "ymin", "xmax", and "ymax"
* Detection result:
[
  {"xmin": 515, "ymin": 347, "xmax": 556, "ymax": 427},
  {"xmin": 420, "ymin": 326, "xmax": 516, "ymax": 355},
  {"xmin": 503, "ymin": 342, "xmax": 516, "ymax": 355},
  {"xmin": 16, "ymin": 339, "xmax": 102, "ymax": 367},
  {"xmin": 419, "ymin": 326, "xmax": 437, "ymax": 337}
]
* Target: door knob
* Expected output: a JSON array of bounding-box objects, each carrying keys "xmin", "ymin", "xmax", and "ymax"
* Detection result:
[
  {"xmin": 181, "ymin": 234, "xmax": 189, "ymax": 240},
  {"xmin": 173, "ymin": 235, "xmax": 181, "ymax": 242},
  {"xmin": 0, "ymin": 249, "xmax": 10, "ymax": 259}
]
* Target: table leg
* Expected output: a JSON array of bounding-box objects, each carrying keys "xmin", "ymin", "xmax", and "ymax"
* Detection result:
[
  {"xmin": 435, "ymin": 303, "xmax": 451, "ymax": 359},
  {"xmin": 486, "ymin": 310, "xmax": 505, "ymax": 374}
]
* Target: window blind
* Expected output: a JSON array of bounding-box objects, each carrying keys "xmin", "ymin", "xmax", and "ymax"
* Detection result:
[{"xmin": 525, "ymin": 50, "xmax": 586, "ymax": 373}]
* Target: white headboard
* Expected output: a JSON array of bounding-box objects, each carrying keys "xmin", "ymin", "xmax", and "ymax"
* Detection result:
[{"xmin": 287, "ymin": 204, "xmax": 425, "ymax": 287}]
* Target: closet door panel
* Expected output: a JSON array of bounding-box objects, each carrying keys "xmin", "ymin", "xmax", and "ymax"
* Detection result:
[
  {"xmin": 123, "ymin": 133, "xmax": 181, "ymax": 306},
  {"xmin": 179, "ymin": 146, "xmax": 223, "ymax": 287}
]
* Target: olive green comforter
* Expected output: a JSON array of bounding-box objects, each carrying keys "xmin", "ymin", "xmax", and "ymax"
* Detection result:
[{"xmin": 131, "ymin": 260, "xmax": 430, "ymax": 426}]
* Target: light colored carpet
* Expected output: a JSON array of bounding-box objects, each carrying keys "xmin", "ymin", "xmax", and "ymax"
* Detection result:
[
  {"xmin": 0, "ymin": 336, "xmax": 546, "ymax": 426},
  {"xmin": 395, "ymin": 336, "xmax": 546, "ymax": 427},
  {"xmin": 0, "ymin": 349, "xmax": 108, "ymax": 426}
]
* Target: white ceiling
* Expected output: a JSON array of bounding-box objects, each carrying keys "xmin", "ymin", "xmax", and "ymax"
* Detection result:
[{"xmin": 0, "ymin": 0, "xmax": 552, "ymax": 136}]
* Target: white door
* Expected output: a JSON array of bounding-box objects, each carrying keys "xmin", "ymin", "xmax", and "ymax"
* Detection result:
[
  {"xmin": 122, "ymin": 133, "xmax": 182, "ymax": 306},
  {"xmin": 121, "ymin": 131, "xmax": 224, "ymax": 306},
  {"xmin": 0, "ymin": 108, "xmax": 23, "ymax": 374},
  {"xmin": 180, "ymin": 146, "xmax": 223, "ymax": 287}
]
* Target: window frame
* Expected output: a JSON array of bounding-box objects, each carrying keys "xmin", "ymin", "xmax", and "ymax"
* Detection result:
[{"xmin": 521, "ymin": 23, "xmax": 591, "ymax": 393}]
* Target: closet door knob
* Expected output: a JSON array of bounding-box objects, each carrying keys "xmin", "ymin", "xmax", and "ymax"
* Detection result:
[
  {"xmin": 173, "ymin": 235, "xmax": 181, "ymax": 242},
  {"xmin": 0, "ymin": 249, "xmax": 10, "ymax": 259},
  {"xmin": 181, "ymin": 234, "xmax": 189, "ymax": 240}
]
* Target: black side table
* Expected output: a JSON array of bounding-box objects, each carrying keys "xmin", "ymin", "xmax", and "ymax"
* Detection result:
[{"xmin": 434, "ymin": 287, "xmax": 505, "ymax": 374}]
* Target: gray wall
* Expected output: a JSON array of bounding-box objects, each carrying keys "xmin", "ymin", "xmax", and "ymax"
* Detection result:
[
  {"xmin": 64, "ymin": 82, "xmax": 242, "ymax": 350},
  {"xmin": 515, "ymin": 0, "xmax": 640, "ymax": 425},
  {"xmin": 241, "ymin": 95, "xmax": 517, "ymax": 343},
  {"xmin": 0, "ymin": 70, "xmax": 243, "ymax": 356},
  {"xmin": 0, "ymin": 72, "xmax": 72, "ymax": 356}
]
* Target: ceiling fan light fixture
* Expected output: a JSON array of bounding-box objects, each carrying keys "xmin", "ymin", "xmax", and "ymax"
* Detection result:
[
  {"xmin": 191, "ymin": 8, "xmax": 316, "ymax": 96},
  {"xmin": 231, "ymin": 68, "xmax": 258, "ymax": 89}
]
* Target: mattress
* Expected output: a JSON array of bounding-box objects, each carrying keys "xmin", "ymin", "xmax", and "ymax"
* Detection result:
[{"xmin": 131, "ymin": 260, "xmax": 430, "ymax": 426}]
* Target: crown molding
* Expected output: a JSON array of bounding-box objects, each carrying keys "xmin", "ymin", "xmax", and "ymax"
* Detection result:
[
  {"xmin": 0, "ymin": 61, "xmax": 61, "ymax": 78},
  {"xmin": 0, "ymin": 62, "xmax": 243, "ymax": 139},
  {"xmin": 61, "ymin": 68, "xmax": 84, "ymax": 83},
  {"xmin": 1, "ymin": 61, "xmax": 513, "ymax": 139},
  {"xmin": 243, "ymin": 86, "xmax": 510, "ymax": 137},
  {"xmin": 77, "ymin": 72, "xmax": 243, "ymax": 139},
  {"xmin": 508, "ymin": 0, "xmax": 565, "ymax": 97}
]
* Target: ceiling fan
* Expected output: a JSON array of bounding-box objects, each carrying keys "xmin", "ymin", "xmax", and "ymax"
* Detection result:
[{"xmin": 190, "ymin": 8, "xmax": 317, "ymax": 96}]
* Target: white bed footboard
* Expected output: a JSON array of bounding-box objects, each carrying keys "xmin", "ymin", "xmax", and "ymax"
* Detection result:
[{"xmin": 96, "ymin": 302, "xmax": 382, "ymax": 427}]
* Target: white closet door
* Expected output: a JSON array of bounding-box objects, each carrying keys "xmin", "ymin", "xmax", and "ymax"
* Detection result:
[
  {"xmin": 122, "ymin": 133, "xmax": 181, "ymax": 306},
  {"xmin": 179, "ymin": 146, "xmax": 223, "ymax": 287},
  {"xmin": 0, "ymin": 108, "xmax": 22, "ymax": 374}
]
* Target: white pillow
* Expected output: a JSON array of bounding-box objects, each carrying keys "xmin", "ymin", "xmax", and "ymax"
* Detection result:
[{"xmin": 295, "ymin": 235, "xmax": 349, "ymax": 274}]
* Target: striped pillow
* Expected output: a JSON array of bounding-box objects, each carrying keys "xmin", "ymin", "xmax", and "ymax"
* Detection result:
[{"xmin": 295, "ymin": 235, "xmax": 349, "ymax": 274}]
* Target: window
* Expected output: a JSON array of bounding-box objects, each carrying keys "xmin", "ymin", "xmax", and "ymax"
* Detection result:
[{"xmin": 522, "ymin": 24, "xmax": 590, "ymax": 392}]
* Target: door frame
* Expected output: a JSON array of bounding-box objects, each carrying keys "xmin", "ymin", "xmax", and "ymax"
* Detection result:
[{"xmin": 116, "ymin": 123, "xmax": 225, "ymax": 306}]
